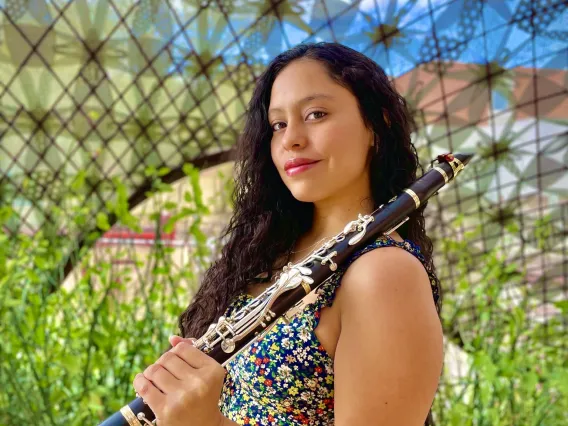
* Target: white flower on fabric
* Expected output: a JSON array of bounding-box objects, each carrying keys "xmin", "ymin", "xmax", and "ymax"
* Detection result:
[
  {"xmin": 277, "ymin": 364, "xmax": 293, "ymax": 382},
  {"xmin": 298, "ymin": 327, "xmax": 311, "ymax": 342}
]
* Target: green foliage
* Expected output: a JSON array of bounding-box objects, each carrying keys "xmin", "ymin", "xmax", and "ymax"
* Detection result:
[
  {"xmin": 1, "ymin": 168, "xmax": 566, "ymax": 425},
  {"xmin": 0, "ymin": 166, "xmax": 218, "ymax": 425},
  {"xmin": 432, "ymin": 225, "xmax": 568, "ymax": 425}
]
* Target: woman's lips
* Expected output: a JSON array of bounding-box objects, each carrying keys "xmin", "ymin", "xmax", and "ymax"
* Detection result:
[{"xmin": 285, "ymin": 161, "xmax": 320, "ymax": 176}]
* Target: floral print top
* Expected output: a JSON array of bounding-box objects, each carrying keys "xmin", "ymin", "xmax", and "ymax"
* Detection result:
[{"xmin": 218, "ymin": 235, "xmax": 439, "ymax": 425}]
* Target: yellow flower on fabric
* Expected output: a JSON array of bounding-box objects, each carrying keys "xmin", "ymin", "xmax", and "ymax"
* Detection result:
[
  {"xmin": 288, "ymin": 386, "xmax": 298, "ymax": 396},
  {"xmin": 325, "ymin": 376, "xmax": 333, "ymax": 385},
  {"xmin": 295, "ymin": 379, "xmax": 302, "ymax": 387},
  {"xmin": 270, "ymin": 343, "xmax": 279, "ymax": 351}
]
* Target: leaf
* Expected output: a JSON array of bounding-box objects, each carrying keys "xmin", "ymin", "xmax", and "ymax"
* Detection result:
[
  {"xmin": 164, "ymin": 201, "xmax": 177, "ymax": 211},
  {"xmin": 162, "ymin": 215, "xmax": 178, "ymax": 234},
  {"xmin": 189, "ymin": 222, "xmax": 207, "ymax": 244},
  {"xmin": 144, "ymin": 165, "xmax": 157, "ymax": 177},
  {"xmin": 552, "ymin": 300, "xmax": 568, "ymax": 315},
  {"xmin": 96, "ymin": 212, "xmax": 110, "ymax": 231},
  {"xmin": 182, "ymin": 163, "xmax": 196, "ymax": 177},
  {"xmin": 70, "ymin": 170, "xmax": 87, "ymax": 193},
  {"xmin": 62, "ymin": 355, "xmax": 83, "ymax": 375},
  {"xmin": 157, "ymin": 166, "xmax": 171, "ymax": 176}
]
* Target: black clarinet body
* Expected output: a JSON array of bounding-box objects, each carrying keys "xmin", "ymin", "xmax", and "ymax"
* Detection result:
[{"xmin": 98, "ymin": 153, "xmax": 473, "ymax": 426}]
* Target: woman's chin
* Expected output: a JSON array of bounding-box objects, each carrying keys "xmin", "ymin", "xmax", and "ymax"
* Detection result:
[
  {"xmin": 288, "ymin": 187, "xmax": 326, "ymax": 204},
  {"xmin": 292, "ymin": 194, "xmax": 316, "ymax": 203}
]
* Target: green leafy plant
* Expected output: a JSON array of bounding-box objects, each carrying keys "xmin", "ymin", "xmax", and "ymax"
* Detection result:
[
  {"xmin": 433, "ymin": 225, "xmax": 568, "ymax": 425},
  {"xmin": 0, "ymin": 165, "xmax": 214, "ymax": 425},
  {"xmin": 1, "ymin": 170, "xmax": 566, "ymax": 425}
]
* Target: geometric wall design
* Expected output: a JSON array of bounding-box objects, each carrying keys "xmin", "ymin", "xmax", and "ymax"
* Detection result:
[{"xmin": 1, "ymin": 0, "xmax": 566, "ymax": 336}]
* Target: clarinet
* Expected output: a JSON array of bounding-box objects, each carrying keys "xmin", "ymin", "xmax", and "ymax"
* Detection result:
[{"xmin": 99, "ymin": 153, "xmax": 473, "ymax": 426}]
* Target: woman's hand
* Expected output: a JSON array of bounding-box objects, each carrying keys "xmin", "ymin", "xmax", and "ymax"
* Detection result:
[{"xmin": 133, "ymin": 336, "xmax": 227, "ymax": 426}]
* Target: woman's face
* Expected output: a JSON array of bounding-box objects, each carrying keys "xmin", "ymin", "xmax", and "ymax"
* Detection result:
[{"xmin": 269, "ymin": 59, "xmax": 374, "ymax": 204}]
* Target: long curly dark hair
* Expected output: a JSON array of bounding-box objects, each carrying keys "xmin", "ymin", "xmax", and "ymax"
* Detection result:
[{"xmin": 179, "ymin": 42, "xmax": 441, "ymax": 423}]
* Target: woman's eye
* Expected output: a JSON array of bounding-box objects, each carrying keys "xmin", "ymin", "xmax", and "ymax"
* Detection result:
[
  {"xmin": 271, "ymin": 112, "xmax": 325, "ymax": 131},
  {"xmin": 272, "ymin": 122, "xmax": 286, "ymax": 131},
  {"xmin": 306, "ymin": 111, "xmax": 326, "ymax": 120}
]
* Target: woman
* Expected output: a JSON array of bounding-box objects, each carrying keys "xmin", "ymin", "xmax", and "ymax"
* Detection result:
[{"xmin": 133, "ymin": 42, "xmax": 444, "ymax": 426}]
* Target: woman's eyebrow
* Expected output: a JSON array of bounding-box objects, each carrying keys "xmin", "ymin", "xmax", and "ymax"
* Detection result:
[{"xmin": 268, "ymin": 93, "xmax": 334, "ymax": 117}]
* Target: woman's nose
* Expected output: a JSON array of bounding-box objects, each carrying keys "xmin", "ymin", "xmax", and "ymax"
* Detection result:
[{"xmin": 281, "ymin": 121, "xmax": 308, "ymax": 151}]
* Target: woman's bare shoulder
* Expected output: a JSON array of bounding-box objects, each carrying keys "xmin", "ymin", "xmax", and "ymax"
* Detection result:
[{"xmin": 335, "ymin": 238, "xmax": 434, "ymax": 317}]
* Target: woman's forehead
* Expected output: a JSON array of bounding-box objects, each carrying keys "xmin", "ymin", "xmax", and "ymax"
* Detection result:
[
  {"xmin": 269, "ymin": 60, "xmax": 347, "ymax": 108},
  {"xmin": 272, "ymin": 59, "xmax": 333, "ymax": 91}
]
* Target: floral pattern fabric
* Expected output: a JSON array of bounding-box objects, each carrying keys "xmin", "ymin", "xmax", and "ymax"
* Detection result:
[{"xmin": 218, "ymin": 235, "xmax": 439, "ymax": 425}]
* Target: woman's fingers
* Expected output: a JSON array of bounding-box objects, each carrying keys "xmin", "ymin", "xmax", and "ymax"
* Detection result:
[
  {"xmin": 143, "ymin": 363, "xmax": 179, "ymax": 394},
  {"xmin": 157, "ymin": 351, "xmax": 193, "ymax": 380},
  {"xmin": 133, "ymin": 374, "xmax": 165, "ymax": 411},
  {"xmin": 169, "ymin": 335, "xmax": 193, "ymax": 347},
  {"xmin": 133, "ymin": 337, "xmax": 228, "ymax": 426},
  {"xmin": 171, "ymin": 340, "xmax": 212, "ymax": 370}
]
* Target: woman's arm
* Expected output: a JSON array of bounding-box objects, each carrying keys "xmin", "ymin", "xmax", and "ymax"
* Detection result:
[{"xmin": 333, "ymin": 247, "xmax": 444, "ymax": 425}]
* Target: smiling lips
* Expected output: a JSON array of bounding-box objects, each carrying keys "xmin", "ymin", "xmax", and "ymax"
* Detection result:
[{"xmin": 284, "ymin": 158, "xmax": 321, "ymax": 176}]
